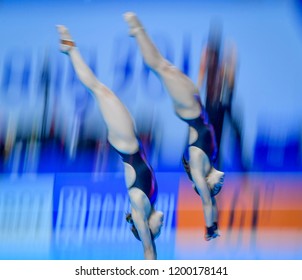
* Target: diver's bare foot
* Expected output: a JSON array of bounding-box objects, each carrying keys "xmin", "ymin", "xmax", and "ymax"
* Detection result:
[{"xmin": 123, "ymin": 12, "xmax": 144, "ymax": 36}]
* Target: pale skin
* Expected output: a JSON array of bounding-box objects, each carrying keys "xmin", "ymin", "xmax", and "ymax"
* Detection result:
[
  {"xmin": 56, "ymin": 25, "xmax": 163, "ymax": 259},
  {"xmin": 123, "ymin": 12, "xmax": 224, "ymax": 230}
]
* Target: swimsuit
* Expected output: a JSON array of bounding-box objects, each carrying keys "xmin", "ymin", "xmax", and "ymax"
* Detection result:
[{"xmin": 116, "ymin": 144, "xmax": 157, "ymax": 205}]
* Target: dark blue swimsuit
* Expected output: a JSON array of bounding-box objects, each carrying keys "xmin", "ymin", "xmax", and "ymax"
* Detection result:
[
  {"xmin": 116, "ymin": 145, "xmax": 158, "ymax": 206},
  {"xmin": 181, "ymin": 99, "xmax": 218, "ymax": 196},
  {"xmin": 181, "ymin": 99, "xmax": 217, "ymax": 163}
]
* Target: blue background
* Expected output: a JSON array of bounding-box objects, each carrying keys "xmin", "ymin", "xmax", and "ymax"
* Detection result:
[{"xmin": 0, "ymin": 0, "xmax": 302, "ymax": 260}]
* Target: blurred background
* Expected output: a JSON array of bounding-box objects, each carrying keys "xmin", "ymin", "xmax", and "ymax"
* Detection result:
[{"xmin": 0, "ymin": 0, "xmax": 301, "ymax": 259}]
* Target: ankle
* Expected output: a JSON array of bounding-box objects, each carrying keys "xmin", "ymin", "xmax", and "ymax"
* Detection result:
[
  {"xmin": 61, "ymin": 39, "xmax": 75, "ymax": 48},
  {"xmin": 129, "ymin": 26, "xmax": 144, "ymax": 37}
]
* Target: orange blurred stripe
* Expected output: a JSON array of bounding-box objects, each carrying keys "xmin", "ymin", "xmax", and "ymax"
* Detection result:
[{"xmin": 177, "ymin": 174, "xmax": 302, "ymax": 230}]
